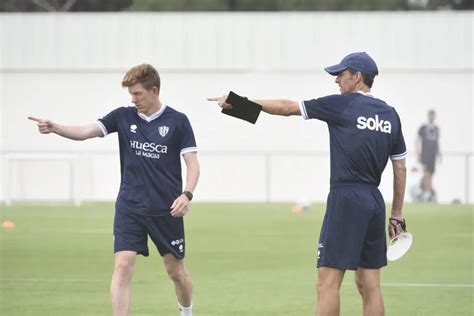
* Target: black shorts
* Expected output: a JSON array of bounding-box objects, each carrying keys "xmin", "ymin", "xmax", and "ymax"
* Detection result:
[
  {"xmin": 421, "ymin": 159, "xmax": 436, "ymax": 173},
  {"xmin": 317, "ymin": 184, "xmax": 387, "ymax": 271},
  {"xmin": 113, "ymin": 208, "xmax": 185, "ymax": 259},
  {"xmin": 421, "ymin": 151, "xmax": 436, "ymax": 173}
]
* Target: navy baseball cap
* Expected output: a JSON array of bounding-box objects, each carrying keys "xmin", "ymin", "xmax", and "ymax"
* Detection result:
[{"xmin": 324, "ymin": 52, "xmax": 378, "ymax": 76}]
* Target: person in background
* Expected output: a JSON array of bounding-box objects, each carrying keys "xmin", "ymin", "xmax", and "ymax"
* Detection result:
[{"xmin": 416, "ymin": 109, "xmax": 441, "ymax": 202}]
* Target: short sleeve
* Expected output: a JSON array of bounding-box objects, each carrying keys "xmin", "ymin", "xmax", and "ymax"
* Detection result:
[
  {"xmin": 179, "ymin": 114, "xmax": 197, "ymax": 155},
  {"xmin": 390, "ymin": 112, "xmax": 407, "ymax": 160},
  {"xmin": 300, "ymin": 94, "xmax": 346, "ymax": 124},
  {"xmin": 97, "ymin": 107, "xmax": 123, "ymax": 136},
  {"xmin": 417, "ymin": 125, "xmax": 424, "ymax": 137}
]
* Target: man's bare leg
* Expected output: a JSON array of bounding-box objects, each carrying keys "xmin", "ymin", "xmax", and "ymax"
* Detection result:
[
  {"xmin": 163, "ymin": 254, "xmax": 193, "ymax": 311},
  {"xmin": 355, "ymin": 268, "xmax": 384, "ymax": 316},
  {"xmin": 316, "ymin": 267, "xmax": 345, "ymax": 316},
  {"xmin": 111, "ymin": 251, "xmax": 137, "ymax": 316}
]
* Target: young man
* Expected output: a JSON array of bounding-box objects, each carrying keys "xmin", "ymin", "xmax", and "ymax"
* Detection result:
[
  {"xmin": 416, "ymin": 109, "xmax": 441, "ymax": 202},
  {"xmin": 209, "ymin": 52, "xmax": 407, "ymax": 316},
  {"xmin": 29, "ymin": 64, "xmax": 199, "ymax": 316}
]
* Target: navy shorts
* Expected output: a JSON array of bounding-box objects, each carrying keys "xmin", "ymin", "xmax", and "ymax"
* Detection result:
[
  {"xmin": 421, "ymin": 150, "xmax": 437, "ymax": 173},
  {"xmin": 421, "ymin": 159, "xmax": 436, "ymax": 173},
  {"xmin": 317, "ymin": 184, "xmax": 387, "ymax": 271},
  {"xmin": 113, "ymin": 208, "xmax": 185, "ymax": 259}
]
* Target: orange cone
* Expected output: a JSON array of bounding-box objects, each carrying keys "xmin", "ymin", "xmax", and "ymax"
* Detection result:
[
  {"xmin": 291, "ymin": 204, "xmax": 303, "ymax": 213},
  {"xmin": 2, "ymin": 220, "xmax": 15, "ymax": 229}
]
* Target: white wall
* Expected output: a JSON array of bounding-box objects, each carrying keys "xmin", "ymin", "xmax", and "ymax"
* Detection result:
[{"xmin": 1, "ymin": 12, "xmax": 472, "ymax": 203}]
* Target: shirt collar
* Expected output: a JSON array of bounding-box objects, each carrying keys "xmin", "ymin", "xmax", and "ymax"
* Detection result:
[
  {"xmin": 356, "ymin": 90, "xmax": 375, "ymax": 98},
  {"xmin": 138, "ymin": 104, "xmax": 167, "ymax": 122}
]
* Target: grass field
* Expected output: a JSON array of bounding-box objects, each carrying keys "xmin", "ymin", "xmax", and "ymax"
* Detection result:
[{"xmin": 1, "ymin": 202, "xmax": 473, "ymax": 315}]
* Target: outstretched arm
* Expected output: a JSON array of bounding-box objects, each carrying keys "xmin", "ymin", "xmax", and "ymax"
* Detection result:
[
  {"xmin": 28, "ymin": 116, "xmax": 103, "ymax": 141},
  {"xmin": 207, "ymin": 95, "xmax": 301, "ymax": 116},
  {"xmin": 389, "ymin": 158, "xmax": 407, "ymax": 239},
  {"xmin": 254, "ymin": 99, "xmax": 301, "ymax": 116}
]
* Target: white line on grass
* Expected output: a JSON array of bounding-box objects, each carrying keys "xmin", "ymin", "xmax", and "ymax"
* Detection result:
[
  {"xmin": 382, "ymin": 283, "xmax": 474, "ymax": 288},
  {"xmin": 343, "ymin": 282, "xmax": 473, "ymax": 288},
  {"xmin": 449, "ymin": 233, "xmax": 474, "ymax": 238},
  {"xmin": 1, "ymin": 278, "xmax": 107, "ymax": 283},
  {"xmin": 2, "ymin": 279, "xmax": 473, "ymax": 288},
  {"xmin": 7, "ymin": 229, "xmax": 111, "ymax": 234}
]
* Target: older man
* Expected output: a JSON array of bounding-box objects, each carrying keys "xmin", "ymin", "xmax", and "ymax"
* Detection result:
[{"xmin": 209, "ymin": 52, "xmax": 407, "ymax": 316}]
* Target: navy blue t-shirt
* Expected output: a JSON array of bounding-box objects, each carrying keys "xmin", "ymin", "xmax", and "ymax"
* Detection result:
[
  {"xmin": 97, "ymin": 105, "xmax": 197, "ymax": 216},
  {"xmin": 418, "ymin": 123, "xmax": 439, "ymax": 161},
  {"xmin": 300, "ymin": 92, "xmax": 406, "ymax": 187}
]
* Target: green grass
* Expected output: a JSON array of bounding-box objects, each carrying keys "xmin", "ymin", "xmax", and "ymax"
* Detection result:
[{"xmin": 1, "ymin": 202, "xmax": 473, "ymax": 315}]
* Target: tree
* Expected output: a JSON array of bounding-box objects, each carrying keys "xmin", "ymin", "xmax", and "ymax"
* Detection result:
[
  {"xmin": 0, "ymin": 0, "xmax": 133, "ymax": 12},
  {"xmin": 129, "ymin": 0, "xmax": 472, "ymax": 11},
  {"xmin": 1, "ymin": 0, "xmax": 471, "ymax": 11}
]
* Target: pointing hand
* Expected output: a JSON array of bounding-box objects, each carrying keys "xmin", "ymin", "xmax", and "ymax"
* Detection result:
[
  {"xmin": 207, "ymin": 95, "xmax": 232, "ymax": 109},
  {"xmin": 28, "ymin": 116, "xmax": 56, "ymax": 134}
]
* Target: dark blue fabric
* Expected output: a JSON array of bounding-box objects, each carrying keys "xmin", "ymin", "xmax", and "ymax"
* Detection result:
[
  {"xmin": 317, "ymin": 185, "xmax": 387, "ymax": 270},
  {"xmin": 303, "ymin": 93, "xmax": 406, "ymax": 187},
  {"xmin": 99, "ymin": 106, "xmax": 196, "ymax": 216},
  {"xmin": 418, "ymin": 123, "xmax": 439, "ymax": 173},
  {"xmin": 114, "ymin": 207, "xmax": 185, "ymax": 259},
  {"xmin": 324, "ymin": 52, "xmax": 379, "ymax": 76}
]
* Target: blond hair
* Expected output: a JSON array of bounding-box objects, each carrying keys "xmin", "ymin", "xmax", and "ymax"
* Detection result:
[{"xmin": 122, "ymin": 64, "xmax": 161, "ymax": 91}]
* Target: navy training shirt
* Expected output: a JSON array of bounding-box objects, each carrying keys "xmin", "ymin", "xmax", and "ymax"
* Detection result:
[
  {"xmin": 418, "ymin": 123, "xmax": 439, "ymax": 159},
  {"xmin": 300, "ymin": 92, "xmax": 406, "ymax": 187},
  {"xmin": 97, "ymin": 105, "xmax": 197, "ymax": 216}
]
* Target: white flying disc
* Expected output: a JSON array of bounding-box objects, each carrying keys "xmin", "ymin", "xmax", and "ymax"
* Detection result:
[{"xmin": 387, "ymin": 232, "xmax": 413, "ymax": 261}]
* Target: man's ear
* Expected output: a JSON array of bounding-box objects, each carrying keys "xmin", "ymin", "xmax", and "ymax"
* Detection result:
[{"xmin": 151, "ymin": 86, "xmax": 160, "ymax": 96}]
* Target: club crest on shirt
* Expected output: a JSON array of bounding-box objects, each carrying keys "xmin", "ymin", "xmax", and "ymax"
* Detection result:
[
  {"xmin": 158, "ymin": 126, "xmax": 169, "ymax": 137},
  {"xmin": 130, "ymin": 125, "xmax": 137, "ymax": 133}
]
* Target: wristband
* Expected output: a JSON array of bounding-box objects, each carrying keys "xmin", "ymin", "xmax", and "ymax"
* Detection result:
[{"xmin": 182, "ymin": 191, "xmax": 193, "ymax": 201}]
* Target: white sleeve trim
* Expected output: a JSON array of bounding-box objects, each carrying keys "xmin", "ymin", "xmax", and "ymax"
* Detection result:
[
  {"xmin": 96, "ymin": 120, "xmax": 108, "ymax": 137},
  {"xmin": 299, "ymin": 101, "xmax": 310, "ymax": 120},
  {"xmin": 181, "ymin": 147, "xmax": 198, "ymax": 155},
  {"xmin": 390, "ymin": 151, "xmax": 407, "ymax": 160}
]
